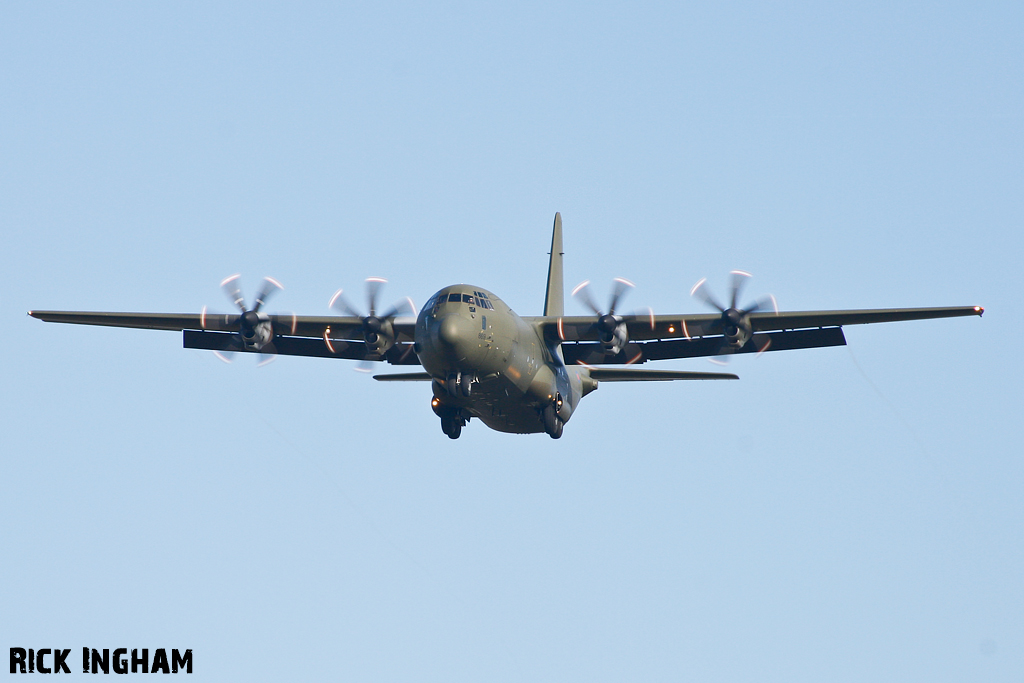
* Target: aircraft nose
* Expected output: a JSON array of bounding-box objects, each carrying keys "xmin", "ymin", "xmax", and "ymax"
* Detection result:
[
  {"xmin": 437, "ymin": 315, "xmax": 462, "ymax": 346},
  {"xmin": 435, "ymin": 314, "xmax": 473, "ymax": 354}
]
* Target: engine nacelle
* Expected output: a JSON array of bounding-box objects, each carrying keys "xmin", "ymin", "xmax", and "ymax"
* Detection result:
[
  {"xmin": 362, "ymin": 316, "xmax": 397, "ymax": 356},
  {"xmin": 599, "ymin": 320, "xmax": 629, "ymax": 356},
  {"xmin": 240, "ymin": 311, "xmax": 275, "ymax": 351},
  {"xmin": 722, "ymin": 309, "xmax": 752, "ymax": 349}
]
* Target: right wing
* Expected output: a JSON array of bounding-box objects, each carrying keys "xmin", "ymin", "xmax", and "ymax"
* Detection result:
[
  {"xmin": 27, "ymin": 310, "xmax": 420, "ymax": 364},
  {"xmin": 27, "ymin": 310, "xmax": 416, "ymax": 338}
]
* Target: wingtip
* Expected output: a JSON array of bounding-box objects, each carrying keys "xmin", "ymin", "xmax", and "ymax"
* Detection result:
[{"xmin": 975, "ymin": 306, "xmax": 984, "ymax": 316}]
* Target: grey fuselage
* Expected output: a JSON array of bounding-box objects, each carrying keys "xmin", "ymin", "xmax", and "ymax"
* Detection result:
[{"xmin": 414, "ymin": 285, "xmax": 588, "ymax": 433}]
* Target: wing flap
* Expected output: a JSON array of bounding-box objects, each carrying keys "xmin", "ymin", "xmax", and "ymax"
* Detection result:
[
  {"xmin": 563, "ymin": 327, "xmax": 847, "ymax": 364},
  {"xmin": 643, "ymin": 327, "xmax": 847, "ymax": 361},
  {"xmin": 273, "ymin": 315, "xmax": 417, "ymax": 341},
  {"xmin": 182, "ymin": 330, "xmax": 421, "ymax": 364}
]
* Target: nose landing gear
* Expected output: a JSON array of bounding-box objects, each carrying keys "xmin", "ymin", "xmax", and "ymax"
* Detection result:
[{"xmin": 446, "ymin": 371, "xmax": 474, "ymax": 398}]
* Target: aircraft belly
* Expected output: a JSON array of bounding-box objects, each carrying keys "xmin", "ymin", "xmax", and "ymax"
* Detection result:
[{"xmin": 465, "ymin": 373, "xmax": 545, "ymax": 434}]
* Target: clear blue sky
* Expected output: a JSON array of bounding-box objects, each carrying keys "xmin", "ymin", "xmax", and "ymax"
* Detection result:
[{"xmin": 2, "ymin": 2, "xmax": 1021, "ymax": 681}]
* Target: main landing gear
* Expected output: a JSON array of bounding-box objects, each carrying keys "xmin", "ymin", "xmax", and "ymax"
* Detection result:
[
  {"xmin": 542, "ymin": 395, "xmax": 564, "ymax": 439},
  {"xmin": 441, "ymin": 410, "xmax": 465, "ymax": 439}
]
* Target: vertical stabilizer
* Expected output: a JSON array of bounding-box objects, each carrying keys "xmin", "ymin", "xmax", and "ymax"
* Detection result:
[{"xmin": 543, "ymin": 212, "xmax": 564, "ymax": 317}]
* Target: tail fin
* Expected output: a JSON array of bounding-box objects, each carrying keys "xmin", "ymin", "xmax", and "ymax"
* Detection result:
[{"xmin": 543, "ymin": 212, "xmax": 564, "ymax": 317}]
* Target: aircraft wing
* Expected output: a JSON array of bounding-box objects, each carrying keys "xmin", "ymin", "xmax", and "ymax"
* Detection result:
[
  {"xmin": 530, "ymin": 305, "xmax": 983, "ymax": 365},
  {"xmin": 27, "ymin": 310, "xmax": 421, "ymax": 364}
]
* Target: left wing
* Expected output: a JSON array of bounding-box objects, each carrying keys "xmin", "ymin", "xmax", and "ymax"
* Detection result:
[{"xmin": 529, "ymin": 305, "xmax": 983, "ymax": 364}]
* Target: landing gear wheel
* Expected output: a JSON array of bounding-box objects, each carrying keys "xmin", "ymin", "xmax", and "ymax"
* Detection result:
[
  {"xmin": 443, "ymin": 420, "xmax": 462, "ymax": 439},
  {"xmin": 440, "ymin": 410, "xmax": 463, "ymax": 439},
  {"xmin": 446, "ymin": 373, "xmax": 460, "ymax": 398},
  {"xmin": 446, "ymin": 372, "xmax": 473, "ymax": 398},
  {"xmin": 542, "ymin": 404, "xmax": 563, "ymax": 439}
]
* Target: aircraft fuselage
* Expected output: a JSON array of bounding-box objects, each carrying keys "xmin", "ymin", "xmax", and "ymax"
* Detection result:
[{"xmin": 415, "ymin": 285, "xmax": 589, "ymax": 435}]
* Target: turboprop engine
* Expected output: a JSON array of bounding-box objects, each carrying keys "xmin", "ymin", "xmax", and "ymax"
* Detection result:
[
  {"xmin": 238, "ymin": 309, "xmax": 275, "ymax": 350},
  {"xmin": 572, "ymin": 277, "xmax": 636, "ymax": 356},
  {"xmin": 329, "ymin": 277, "xmax": 414, "ymax": 370},
  {"xmin": 720, "ymin": 306, "xmax": 752, "ymax": 349},
  {"xmin": 691, "ymin": 270, "xmax": 777, "ymax": 356},
  {"xmin": 217, "ymin": 274, "xmax": 282, "ymax": 353},
  {"xmin": 596, "ymin": 313, "xmax": 629, "ymax": 355},
  {"xmin": 357, "ymin": 312, "xmax": 397, "ymax": 355}
]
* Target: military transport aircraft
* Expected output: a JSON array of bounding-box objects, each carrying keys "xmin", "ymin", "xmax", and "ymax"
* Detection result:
[{"xmin": 29, "ymin": 214, "xmax": 983, "ymax": 439}]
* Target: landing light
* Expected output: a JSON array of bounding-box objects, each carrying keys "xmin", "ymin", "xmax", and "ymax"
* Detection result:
[
  {"xmin": 323, "ymin": 328, "xmax": 336, "ymax": 353},
  {"xmin": 668, "ymin": 325, "xmax": 675, "ymax": 333},
  {"xmin": 431, "ymin": 397, "xmax": 440, "ymax": 408}
]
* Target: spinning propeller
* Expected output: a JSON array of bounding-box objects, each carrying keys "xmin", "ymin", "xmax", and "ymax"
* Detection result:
[
  {"xmin": 572, "ymin": 277, "xmax": 644, "ymax": 356},
  {"xmin": 206, "ymin": 274, "xmax": 284, "ymax": 365},
  {"xmin": 329, "ymin": 277, "xmax": 415, "ymax": 372},
  {"xmin": 690, "ymin": 270, "xmax": 777, "ymax": 363}
]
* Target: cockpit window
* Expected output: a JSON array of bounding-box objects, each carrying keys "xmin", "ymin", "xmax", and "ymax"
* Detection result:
[{"xmin": 437, "ymin": 291, "xmax": 493, "ymax": 308}]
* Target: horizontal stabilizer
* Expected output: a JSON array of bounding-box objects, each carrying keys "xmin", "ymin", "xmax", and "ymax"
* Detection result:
[
  {"xmin": 373, "ymin": 372, "xmax": 433, "ymax": 381},
  {"xmin": 587, "ymin": 368, "xmax": 738, "ymax": 381}
]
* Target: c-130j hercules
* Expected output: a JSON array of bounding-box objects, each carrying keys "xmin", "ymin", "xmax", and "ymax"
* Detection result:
[{"xmin": 30, "ymin": 214, "xmax": 982, "ymax": 439}]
